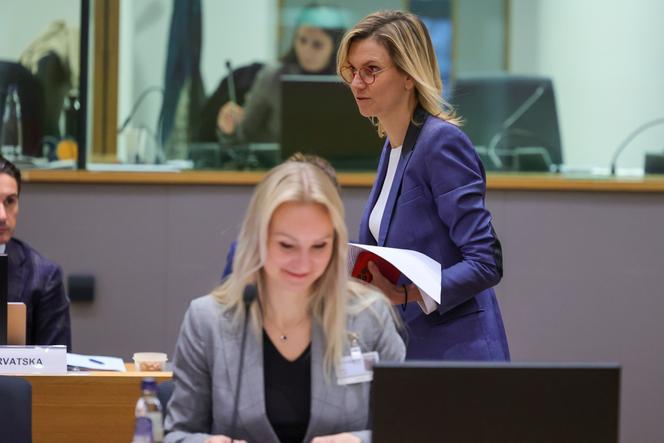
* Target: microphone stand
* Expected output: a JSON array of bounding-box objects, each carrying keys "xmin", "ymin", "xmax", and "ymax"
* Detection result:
[
  {"xmin": 0, "ymin": 254, "xmax": 7, "ymax": 345},
  {"xmin": 228, "ymin": 284, "xmax": 258, "ymax": 442},
  {"xmin": 487, "ymin": 85, "xmax": 545, "ymax": 169},
  {"xmin": 609, "ymin": 117, "xmax": 664, "ymax": 175},
  {"xmin": 117, "ymin": 86, "xmax": 164, "ymax": 134},
  {"xmin": 117, "ymin": 86, "xmax": 165, "ymax": 163}
]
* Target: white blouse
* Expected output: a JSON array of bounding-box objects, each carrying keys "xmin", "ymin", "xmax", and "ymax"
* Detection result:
[
  {"xmin": 368, "ymin": 146, "xmax": 438, "ymax": 314},
  {"xmin": 369, "ymin": 146, "xmax": 402, "ymax": 242}
]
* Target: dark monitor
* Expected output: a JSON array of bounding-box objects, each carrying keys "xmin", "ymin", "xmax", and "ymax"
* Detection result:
[
  {"xmin": 0, "ymin": 61, "xmax": 44, "ymax": 158},
  {"xmin": 645, "ymin": 153, "xmax": 664, "ymax": 174},
  {"xmin": 280, "ymin": 74, "xmax": 383, "ymax": 170},
  {"xmin": 452, "ymin": 75, "xmax": 563, "ymax": 172},
  {"xmin": 371, "ymin": 361, "xmax": 620, "ymax": 443},
  {"xmin": 0, "ymin": 254, "xmax": 7, "ymax": 344}
]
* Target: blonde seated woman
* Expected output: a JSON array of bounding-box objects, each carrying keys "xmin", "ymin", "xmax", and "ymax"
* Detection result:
[{"xmin": 164, "ymin": 160, "xmax": 405, "ymax": 443}]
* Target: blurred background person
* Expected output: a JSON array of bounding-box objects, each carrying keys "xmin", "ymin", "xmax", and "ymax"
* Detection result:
[{"xmin": 213, "ymin": 4, "xmax": 348, "ymax": 144}]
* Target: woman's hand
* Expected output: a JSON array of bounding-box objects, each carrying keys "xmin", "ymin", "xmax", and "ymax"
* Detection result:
[
  {"xmin": 311, "ymin": 432, "xmax": 362, "ymax": 443},
  {"xmin": 367, "ymin": 261, "xmax": 419, "ymax": 306},
  {"xmin": 217, "ymin": 101, "xmax": 245, "ymax": 135},
  {"xmin": 204, "ymin": 436, "xmax": 247, "ymax": 443}
]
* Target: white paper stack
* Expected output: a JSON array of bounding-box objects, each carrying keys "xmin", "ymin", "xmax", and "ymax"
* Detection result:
[
  {"xmin": 348, "ymin": 243, "xmax": 441, "ymax": 303},
  {"xmin": 66, "ymin": 353, "xmax": 127, "ymax": 372}
]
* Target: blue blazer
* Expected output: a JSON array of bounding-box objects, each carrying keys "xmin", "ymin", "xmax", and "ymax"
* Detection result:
[{"xmin": 359, "ymin": 107, "xmax": 509, "ymax": 361}]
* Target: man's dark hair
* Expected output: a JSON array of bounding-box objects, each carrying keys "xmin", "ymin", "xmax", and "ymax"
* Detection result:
[{"xmin": 0, "ymin": 156, "xmax": 22, "ymax": 194}]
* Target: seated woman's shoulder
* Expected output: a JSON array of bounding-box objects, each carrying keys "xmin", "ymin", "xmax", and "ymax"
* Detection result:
[{"xmin": 189, "ymin": 293, "xmax": 231, "ymax": 318}]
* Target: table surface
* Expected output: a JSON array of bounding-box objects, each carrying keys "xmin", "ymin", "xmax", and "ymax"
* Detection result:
[
  {"xmin": 22, "ymin": 169, "xmax": 664, "ymax": 192},
  {"xmin": 24, "ymin": 364, "xmax": 172, "ymax": 443}
]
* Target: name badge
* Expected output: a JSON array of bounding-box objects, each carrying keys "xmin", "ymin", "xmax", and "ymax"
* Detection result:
[
  {"xmin": 0, "ymin": 345, "xmax": 67, "ymax": 374},
  {"xmin": 336, "ymin": 351, "xmax": 379, "ymax": 385},
  {"xmin": 350, "ymin": 344, "xmax": 363, "ymax": 361}
]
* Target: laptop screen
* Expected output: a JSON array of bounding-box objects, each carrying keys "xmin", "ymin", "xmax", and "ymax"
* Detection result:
[
  {"xmin": 280, "ymin": 74, "xmax": 384, "ymax": 170},
  {"xmin": 7, "ymin": 302, "xmax": 27, "ymax": 345},
  {"xmin": 371, "ymin": 361, "xmax": 620, "ymax": 443}
]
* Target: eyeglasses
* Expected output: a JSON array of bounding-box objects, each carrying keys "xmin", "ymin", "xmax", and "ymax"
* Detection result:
[{"xmin": 340, "ymin": 65, "xmax": 392, "ymax": 85}]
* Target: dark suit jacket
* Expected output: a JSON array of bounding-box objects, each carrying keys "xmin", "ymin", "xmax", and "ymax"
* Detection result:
[
  {"xmin": 359, "ymin": 107, "xmax": 509, "ymax": 361},
  {"xmin": 7, "ymin": 238, "xmax": 71, "ymax": 349}
]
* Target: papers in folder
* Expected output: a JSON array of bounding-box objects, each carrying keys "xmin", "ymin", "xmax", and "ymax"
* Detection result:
[
  {"xmin": 348, "ymin": 243, "xmax": 441, "ymax": 303},
  {"xmin": 67, "ymin": 353, "xmax": 127, "ymax": 372}
]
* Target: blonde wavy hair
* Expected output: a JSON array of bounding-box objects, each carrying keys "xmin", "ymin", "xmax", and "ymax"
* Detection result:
[
  {"xmin": 337, "ymin": 10, "xmax": 460, "ymax": 136},
  {"xmin": 212, "ymin": 160, "xmax": 389, "ymax": 376}
]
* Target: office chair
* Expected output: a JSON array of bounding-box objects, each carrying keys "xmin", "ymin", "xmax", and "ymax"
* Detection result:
[
  {"xmin": 0, "ymin": 60, "xmax": 45, "ymax": 157},
  {"xmin": 452, "ymin": 74, "xmax": 563, "ymax": 172},
  {"xmin": 32, "ymin": 51, "xmax": 71, "ymax": 139},
  {"xmin": 0, "ymin": 376, "xmax": 32, "ymax": 443}
]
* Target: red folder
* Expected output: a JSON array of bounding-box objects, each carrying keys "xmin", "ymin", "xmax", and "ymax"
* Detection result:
[{"xmin": 351, "ymin": 251, "xmax": 400, "ymax": 284}]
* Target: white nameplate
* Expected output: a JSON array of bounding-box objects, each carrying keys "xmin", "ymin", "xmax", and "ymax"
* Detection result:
[{"xmin": 0, "ymin": 345, "xmax": 67, "ymax": 374}]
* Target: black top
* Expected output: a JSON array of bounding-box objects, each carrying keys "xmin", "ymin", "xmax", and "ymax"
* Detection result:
[{"xmin": 263, "ymin": 329, "xmax": 311, "ymax": 443}]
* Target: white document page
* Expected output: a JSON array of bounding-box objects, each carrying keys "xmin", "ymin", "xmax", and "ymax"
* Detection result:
[
  {"xmin": 348, "ymin": 243, "xmax": 441, "ymax": 303},
  {"xmin": 66, "ymin": 353, "xmax": 127, "ymax": 372}
]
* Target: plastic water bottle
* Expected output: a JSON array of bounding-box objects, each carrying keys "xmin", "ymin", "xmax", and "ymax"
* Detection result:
[
  {"xmin": 132, "ymin": 378, "xmax": 164, "ymax": 443},
  {"xmin": 0, "ymin": 84, "xmax": 23, "ymax": 160}
]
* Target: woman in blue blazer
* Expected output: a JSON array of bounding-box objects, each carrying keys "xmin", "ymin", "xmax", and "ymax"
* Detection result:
[{"xmin": 337, "ymin": 10, "xmax": 509, "ymax": 361}]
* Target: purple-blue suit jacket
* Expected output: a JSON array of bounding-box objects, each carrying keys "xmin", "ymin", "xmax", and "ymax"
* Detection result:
[
  {"xmin": 359, "ymin": 107, "xmax": 509, "ymax": 361},
  {"xmin": 7, "ymin": 237, "xmax": 71, "ymax": 350}
]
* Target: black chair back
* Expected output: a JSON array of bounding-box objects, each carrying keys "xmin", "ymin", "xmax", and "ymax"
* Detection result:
[
  {"xmin": 0, "ymin": 376, "xmax": 32, "ymax": 443},
  {"xmin": 452, "ymin": 75, "xmax": 563, "ymax": 171},
  {"xmin": 0, "ymin": 60, "xmax": 44, "ymax": 157},
  {"xmin": 157, "ymin": 380, "xmax": 174, "ymax": 424}
]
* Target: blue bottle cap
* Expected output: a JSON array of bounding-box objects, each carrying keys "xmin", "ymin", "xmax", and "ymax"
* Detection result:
[{"xmin": 141, "ymin": 377, "xmax": 157, "ymax": 392}]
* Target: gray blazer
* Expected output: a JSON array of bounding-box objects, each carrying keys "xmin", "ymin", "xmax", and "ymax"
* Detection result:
[{"xmin": 164, "ymin": 294, "xmax": 405, "ymax": 443}]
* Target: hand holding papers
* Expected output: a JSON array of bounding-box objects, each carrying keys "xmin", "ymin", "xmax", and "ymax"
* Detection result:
[
  {"xmin": 351, "ymin": 251, "xmax": 401, "ymax": 284},
  {"xmin": 348, "ymin": 243, "xmax": 441, "ymax": 304}
]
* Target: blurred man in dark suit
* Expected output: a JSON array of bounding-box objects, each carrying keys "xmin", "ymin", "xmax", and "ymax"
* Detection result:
[{"xmin": 0, "ymin": 157, "xmax": 71, "ymax": 349}]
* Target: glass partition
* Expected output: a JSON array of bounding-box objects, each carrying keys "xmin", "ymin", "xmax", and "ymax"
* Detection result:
[
  {"xmin": 0, "ymin": 0, "xmax": 86, "ymax": 170},
  {"xmin": 506, "ymin": 0, "xmax": 664, "ymax": 176},
  {"xmin": 15, "ymin": 1, "xmax": 662, "ymax": 177},
  {"xmin": 104, "ymin": 0, "xmax": 508, "ymax": 172}
]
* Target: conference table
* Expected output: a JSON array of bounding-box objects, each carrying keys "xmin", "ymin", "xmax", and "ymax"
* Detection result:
[{"xmin": 24, "ymin": 364, "xmax": 171, "ymax": 443}]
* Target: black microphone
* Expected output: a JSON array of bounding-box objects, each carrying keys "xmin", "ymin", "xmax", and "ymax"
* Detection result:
[
  {"xmin": 117, "ymin": 86, "xmax": 164, "ymax": 134},
  {"xmin": 0, "ymin": 254, "xmax": 8, "ymax": 345},
  {"xmin": 609, "ymin": 117, "xmax": 664, "ymax": 175},
  {"xmin": 228, "ymin": 283, "xmax": 258, "ymax": 442},
  {"xmin": 487, "ymin": 85, "xmax": 545, "ymax": 169},
  {"xmin": 224, "ymin": 60, "xmax": 243, "ymax": 139},
  {"xmin": 225, "ymin": 60, "xmax": 237, "ymax": 105}
]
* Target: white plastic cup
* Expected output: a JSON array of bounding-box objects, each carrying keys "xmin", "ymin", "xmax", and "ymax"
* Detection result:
[{"xmin": 133, "ymin": 352, "xmax": 168, "ymax": 372}]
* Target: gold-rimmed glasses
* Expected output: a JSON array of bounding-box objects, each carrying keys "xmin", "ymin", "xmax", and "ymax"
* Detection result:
[{"xmin": 340, "ymin": 65, "xmax": 392, "ymax": 85}]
